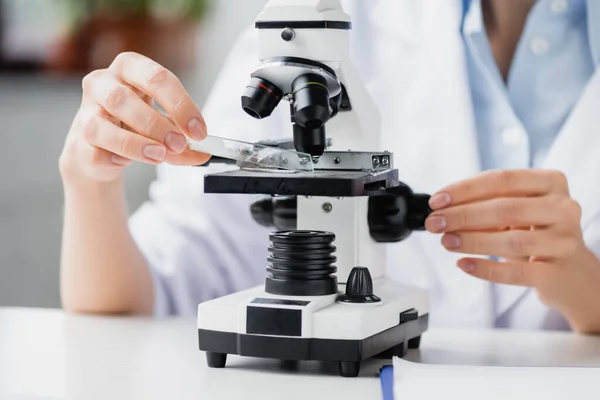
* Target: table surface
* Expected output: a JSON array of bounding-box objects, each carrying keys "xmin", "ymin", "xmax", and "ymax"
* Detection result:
[{"xmin": 1, "ymin": 308, "xmax": 600, "ymax": 400}]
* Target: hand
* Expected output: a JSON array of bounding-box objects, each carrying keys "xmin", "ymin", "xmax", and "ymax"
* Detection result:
[
  {"xmin": 59, "ymin": 52, "xmax": 211, "ymax": 184},
  {"xmin": 424, "ymin": 169, "xmax": 600, "ymax": 317}
]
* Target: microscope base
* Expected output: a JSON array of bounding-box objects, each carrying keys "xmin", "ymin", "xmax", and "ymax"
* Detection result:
[
  {"xmin": 197, "ymin": 280, "xmax": 429, "ymax": 377},
  {"xmin": 199, "ymin": 314, "xmax": 427, "ymax": 377}
]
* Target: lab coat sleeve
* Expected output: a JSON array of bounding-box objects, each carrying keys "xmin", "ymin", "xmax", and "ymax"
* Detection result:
[{"xmin": 129, "ymin": 26, "xmax": 291, "ymax": 317}]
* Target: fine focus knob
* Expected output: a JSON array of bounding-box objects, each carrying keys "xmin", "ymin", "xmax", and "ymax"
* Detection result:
[
  {"xmin": 337, "ymin": 267, "xmax": 381, "ymax": 304},
  {"xmin": 406, "ymin": 193, "xmax": 433, "ymax": 231}
]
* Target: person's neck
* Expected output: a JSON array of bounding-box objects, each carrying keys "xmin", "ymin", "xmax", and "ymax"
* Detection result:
[{"xmin": 482, "ymin": 0, "xmax": 537, "ymax": 81}]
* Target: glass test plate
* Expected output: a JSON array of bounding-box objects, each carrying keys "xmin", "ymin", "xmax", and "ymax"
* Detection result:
[{"xmin": 189, "ymin": 135, "xmax": 314, "ymax": 172}]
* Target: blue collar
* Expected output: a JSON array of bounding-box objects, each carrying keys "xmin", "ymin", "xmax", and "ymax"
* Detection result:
[
  {"xmin": 588, "ymin": 0, "xmax": 600, "ymax": 65},
  {"xmin": 460, "ymin": 0, "xmax": 600, "ymax": 65},
  {"xmin": 460, "ymin": 0, "xmax": 471, "ymax": 32}
]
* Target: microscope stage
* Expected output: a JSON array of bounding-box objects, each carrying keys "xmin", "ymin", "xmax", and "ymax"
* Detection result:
[{"xmin": 204, "ymin": 168, "xmax": 399, "ymax": 197}]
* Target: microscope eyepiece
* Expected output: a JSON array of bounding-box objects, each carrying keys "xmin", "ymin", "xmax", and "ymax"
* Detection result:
[{"xmin": 241, "ymin": 77, "xmax": 283, "ymax": 119}]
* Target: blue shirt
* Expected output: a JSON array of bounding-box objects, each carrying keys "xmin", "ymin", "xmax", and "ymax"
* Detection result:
[{"xmin": 462, "ymin": 0, "xmax": 600, "ymax": 170}]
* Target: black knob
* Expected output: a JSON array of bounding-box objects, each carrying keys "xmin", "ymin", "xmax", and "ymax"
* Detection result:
[
  {"xmin": 250, "ymin": 197, "xmax": 274, "ymax": 228},
  {"xmin": 406, "ymin": 193, "xmax": 432, "ymax": 231},
  {"xmin": 368, "ymin": 183, "xmax": 433, "ymax": 243},
  {"xmin": 250, "ymin": 196, "xmax": 297, "ymax": 230},
  {"xmin": 337, "ymin": 267, "xmax": 381, "ymax": 304},
  {"xmin": 281, "ymin": 28, "xmax": 296, "ymax": 41},
  {"xmin": 399, "ymin": 309, "xmax": 419, "ymax": 324}
]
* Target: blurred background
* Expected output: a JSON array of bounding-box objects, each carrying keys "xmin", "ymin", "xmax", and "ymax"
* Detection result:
[{"xmin": 0, "ymin": 0, "xmax": 267, "ymax": 308}]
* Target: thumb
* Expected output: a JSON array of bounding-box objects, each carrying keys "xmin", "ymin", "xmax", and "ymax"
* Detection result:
[{"xmin": 165, "ymin": 148, "xmax": 211, "ymax": 166}]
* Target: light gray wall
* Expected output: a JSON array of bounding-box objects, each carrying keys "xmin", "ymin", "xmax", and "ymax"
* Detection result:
[{"xmin": 0, "ymin": 0, "xmax": 267, "ymax": 308}]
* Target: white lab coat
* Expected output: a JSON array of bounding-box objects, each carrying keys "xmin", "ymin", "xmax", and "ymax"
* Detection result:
[{"xmin": 130, "ymin": 0, "xmax": 600, "ymax": 329}]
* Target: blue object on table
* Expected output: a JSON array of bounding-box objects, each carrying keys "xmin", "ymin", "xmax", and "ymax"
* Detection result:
[{"xmin": 380, "ymin": 365, "xmax": 394, "ymax": 400}]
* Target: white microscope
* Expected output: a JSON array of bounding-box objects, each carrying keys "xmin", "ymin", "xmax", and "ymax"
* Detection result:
[{"xmin": 196, "ymin": 0, "xmax": 432, "ymax": 377}]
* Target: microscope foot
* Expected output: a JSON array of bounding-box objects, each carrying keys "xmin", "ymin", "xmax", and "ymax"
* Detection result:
[
  {"xmin": 392, "ymin": 341, "xmax": 408, "ymax": 358},
  {"xmin": 339, "ymin": 361, "xmax": 360, "ymax": 377},
  {"xmin": 408, "ymin": 335, "xmax": 422, "ymax": 349},
  {"xmin": 374, "ymin": 347, "xmax": 395, "ymax": 359},
  {"xmin": 206, "ymin": 352, "xmax": 227, "ymax": 368}
]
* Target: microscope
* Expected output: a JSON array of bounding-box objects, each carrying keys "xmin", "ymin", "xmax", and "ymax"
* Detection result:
[{"xmin": 196, "ymin": 0, "xmax": 432, "ymax": 377}]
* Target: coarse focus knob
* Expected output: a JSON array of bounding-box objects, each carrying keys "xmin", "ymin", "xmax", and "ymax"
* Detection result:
[
  {"xmin": 250, "ymin": 196, "xmax": 297, "ymax": 230},
  {"xmin": 337, "ymin": 267, "xmax": 381, "ymax": 304},
  {"xmin": 368, "ymin": 183, "xmax": 433, "ymax": 243}
]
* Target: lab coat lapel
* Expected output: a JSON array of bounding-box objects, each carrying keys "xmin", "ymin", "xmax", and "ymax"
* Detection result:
[
  {"xmin": 489, "ymin": 45, "xmax": 600, "ymax": 322},
  {"xmin": 543, "ymin": 68, "xmax": 600, "ymax": 228},
  {"xmin": 495, "ymin": 69, "xmax": 600, "ymax": 327},
  {"xmin": 368, "ymin": 0, "xmax": 497, "ymax": 327},
  {"xmin": 369, "ymin": 0, "xmax": 480, "ymax": 191}
]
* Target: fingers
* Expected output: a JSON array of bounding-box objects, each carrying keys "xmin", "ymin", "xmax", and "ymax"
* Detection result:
[
  {"xmin": 81, "ymin": 111, "xmax": 167, "ymax": 164},
  {"xmin": 80, "ymin": 143, "xmax": 133, "ymax": 168},
  {"xmin": 441, "ymin": 230, "xmax": 578, "ymax": 258},
  {"xmin": 165, "ymin": 149, "xmax": 211, "ymax": 166},
  {"xmin": 429, "ymin": 170, "xmax": 570, "ymax": 210},
  {"xmin": 78, "ymin": 106, "xmax": 211, "ymax": 167},
  {"xmin": 425, "ymin": 197, "xmax": 565, "ymax": 233},
  {"xmin": 109, "ymin": 52, "xmax": 207, "ymax": 141},
  {"xmin": 77, "ymin": 54, "xmax": 211, "ymax": 172},
  {"xmin": 68, "ymin": 56, "xmax": 210, "ymax": 183},
  {"xmin": 88, "ymin": 73, "xmax": 189, "ymax": 155},
  {"xmin": 456, "ymin": 258, "xmax": 536, "ymax": 287}
]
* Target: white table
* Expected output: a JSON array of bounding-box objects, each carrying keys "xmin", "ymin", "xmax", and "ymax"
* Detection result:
[{"xmin": 1, "ymin": 308, "xmax": 600, "ymax": 400}]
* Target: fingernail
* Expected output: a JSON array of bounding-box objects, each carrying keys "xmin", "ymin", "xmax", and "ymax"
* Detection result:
[
  {"xmin": 425, "ymin": 215, "xmax": 447, "ymax": 232},
  {"xmin": 429, "ymin": 192, "xmax": 452, "ymax": 210},
  {"xmin": 187, "ymin": 117, "xmax": 207, "ymax": 140},
  {"xmin": 442, "ymin": 233, "xmax": 461, "ymax": 249},
  {"xmin": 165, "ymin": 131, "xmax": 188, "ymax": 154},
  {"xmin": 111, "ymin": 154, "xmax": 130, "ymax": 166},
  {"xmin": 143, "ymin": 145, "xmax": 167, "ymax": 162},
  {"xmin": 458, "ymin": 260, "xmax": 475, "ymax": 273}
]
